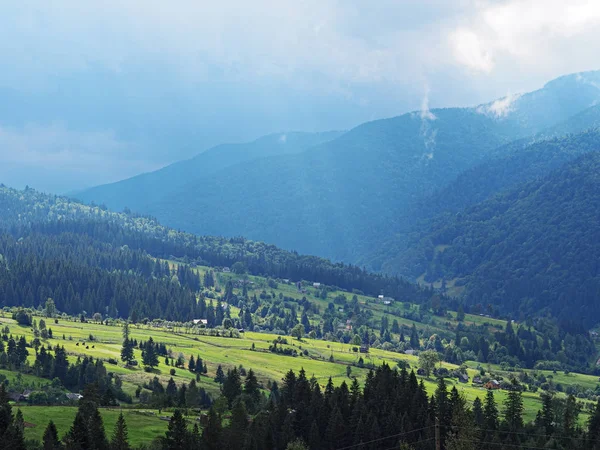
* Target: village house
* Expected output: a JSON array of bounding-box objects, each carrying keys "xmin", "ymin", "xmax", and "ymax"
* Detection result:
[
  {"xmin": 66, "ymin": 393, "xmax": 84, "ymax": 401},
  {"xmin": 484, "ymin": 380, "xmax": 500, "ymax": 390}
]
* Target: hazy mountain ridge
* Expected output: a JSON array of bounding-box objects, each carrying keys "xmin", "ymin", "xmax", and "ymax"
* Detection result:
[
  {"xmin": 76, "ymin": 130, "xmax": 344, "ymax": 212},
  {"xmin": 77, "ymin": 71, "xmax": 600, "ymax": 270}
]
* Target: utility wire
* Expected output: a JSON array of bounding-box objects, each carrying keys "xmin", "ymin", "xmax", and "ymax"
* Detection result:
[
  {"xmin": 335, "ymin": 425, "xmax": 435, "ymax": 450},
  {"xmin": 451, "ymin": 425, "xmax": 596, "ymax": 443}
]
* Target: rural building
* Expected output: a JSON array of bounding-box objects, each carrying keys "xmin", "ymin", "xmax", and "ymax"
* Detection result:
[
  {"xmin": 313, "ymin": 282, "xmax": 321, "ymax": 288},
  {"xmin": 484, "ymin": 380, "xmax": 500, "ymax": 390},
  {"xmin": 66, "ymin": 393, "xmax": 84, "ymax": 401},
  {"xmin": 8, "ymin": 392, "xmax": 25, "ymax": 402}
]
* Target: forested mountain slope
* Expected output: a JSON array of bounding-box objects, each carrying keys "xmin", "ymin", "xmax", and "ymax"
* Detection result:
[
  {"xmin": 78, "ymin": 71, "xmax": 600, "ymax": 266},
  {"xmin": 75, "ymin": 130, "xmax": 343, "ymax": 211},
  {"xmin": 133, "ymin": 109, "xmax": 522, "ymax": 262},
  {"xmin": 396, "ymin": 151, "xmax": 600, "ymax": 325},
  {"xmin": 0, "ymin": 185, "xmax": 432, "ymax": 320}
]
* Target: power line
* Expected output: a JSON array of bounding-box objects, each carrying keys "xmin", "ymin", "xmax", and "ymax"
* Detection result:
[
  {"xmin": 377, "ymin": 436, "xmax": 436, "ymax": 450},
  {"xmin": 451, "ymin": 425, "xmax": 596, "ymax": 443},
  {"xmin": 335, "ymin": 425, "xmax": 435, "ymax": 450},
  {"xmin": 452, "ymin": 438, "xmax": 569, "ymax": 450}
]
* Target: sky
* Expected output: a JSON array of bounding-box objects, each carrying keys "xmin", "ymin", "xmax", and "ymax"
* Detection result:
[{"xmin": 2, "ymin": 0, "xmax": 600, "ymax": 193}]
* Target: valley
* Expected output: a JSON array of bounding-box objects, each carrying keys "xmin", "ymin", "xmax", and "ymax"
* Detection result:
[{"xmin": 3, "ymin": 71, "xmax": 600, "ymax": 449}]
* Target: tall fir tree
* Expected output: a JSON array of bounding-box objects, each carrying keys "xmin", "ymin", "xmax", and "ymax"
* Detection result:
[
  {"xmin": 43, "ymin": 420, "xmax": 61, "ymax": 450},
  {"xmin": 110, "ymin": 412, "xmax": 130, "ymax": 450},
  {"xmin": 162, "ymin": 409, "xmax": 191, "ymax": 450},
  {"xmin": 120, "ymin": 322, "xmax": 134, "ymax": 365}
]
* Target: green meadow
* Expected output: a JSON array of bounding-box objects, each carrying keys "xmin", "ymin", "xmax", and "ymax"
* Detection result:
[{"xmin": 1, "ymin": 307, "xmax": 597, "ymax": 441}]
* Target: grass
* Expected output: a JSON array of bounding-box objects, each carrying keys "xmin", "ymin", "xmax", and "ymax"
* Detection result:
[
  {"xmin": 0, "ymin": 262, "xmax": 597, "ymax": 440},
  {"xmin": 2, "ymin": 312, "xmax": 595, "ymax": 427},
  {"xmin": 18, "ymin": 406, "xmax": 169, "ymax": 446}
]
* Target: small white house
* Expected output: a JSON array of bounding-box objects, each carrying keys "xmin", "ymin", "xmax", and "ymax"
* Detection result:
[
  {"xmin": 313, "ymin": 282, "xmax": 321, "ymax": 288},
  {"xmin": 378, "ymin": 295, "xmax": 384, "ymax": 300},
  {"xmin": 193, "ymin": 319, "xmax": 208, "ymax": 325}
]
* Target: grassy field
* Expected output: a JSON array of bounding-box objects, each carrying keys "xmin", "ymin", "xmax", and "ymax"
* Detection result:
[
  {"xmin": 0, "ymin": 267, "xmax": 596, "ymax": 442},
  {"xmin": 2, "ymin": 309, "xmax": 597, "ymax": 432},
  {"xmin": 18, "ymin": 406, "xmax": 169, "ymax": 446}
]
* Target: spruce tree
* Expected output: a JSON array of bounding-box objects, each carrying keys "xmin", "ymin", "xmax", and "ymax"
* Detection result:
[
  {"xmin": 120, "ymin": 323, "xmax": 134, "ymax": 365},
  {"xmin": 244, "ymin": 368, "xmax": 261, "ymax": 409},
  {"xmin": 472, "ymin": 397, "xmax": 484, "ymax": 427},
  {"xmin": 503, "ymin": 380, "xmax": 524, "ymax": 432},
  {"xmin": 0, "ymin": 384, "xmax": 12, "ymax": 438},
  {"xmin": 141, "ymin": 337, "xmax": 158, "ymax": 369},
  {"xmin": 214, "ymin": 365, "xmax": 225, "ymax": 384},
  {"xmin": 194, "ymin": 355, "xmax": 203, "ymax": 374},
  {"xmin": 163, "ymin": 410, "xmax": 191, "ymax": 450},
  {"xmin": 222, "ymin": 368, "xmax": 242, "ymax": 408},
  {"xmin": 63, "ymin": 411, "xmax": 89, "ymax": 450},
  {"xmin": 540, "ymin": 391, "xmax": 555, "ymax": 435},
  {"xmin": 226, "ymin": 401, "xmax": 248, "ymax": 449},
  {"xmin": 5, "ymin": 409, "xmax": 26, "ymax": 450},
  {"xmin": 110, "ymin": 413, "xmax": 130, "ymax": 450},
  {"xmin": 43, "ymin": 420, "xmax": 61, "ymax": 450},
  {"xmin": 201, "ymin": 408, "xmax": 222, "ymax": 450},
  {"xmin": 483, "ymin": 390, "xmax": 499, "ymax": 431},
  {"xmin": 309, "ymin": 420, "xmax": 321, "ymax": 449},
  {"xmin": 587, "ymin": 399, "xmax": 600, "ymax": 447},
  {"xmin": 563, "ymin": 394, "xmax": 579, "ymax": 438}
]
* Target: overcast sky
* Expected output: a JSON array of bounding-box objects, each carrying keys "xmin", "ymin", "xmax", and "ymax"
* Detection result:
[{"xmin": 2, "ymin": 0, "xmax": 600, "ymax": 193}]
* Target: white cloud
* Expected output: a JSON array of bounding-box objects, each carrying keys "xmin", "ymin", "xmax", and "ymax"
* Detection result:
[
  {"xmin": 450, "ymin": 0, "xmax": 600, "ymax": 74},
  {"xmin": 451, "ymin": 28, "xmax": 494, "ymax": 74},
  {"xmin": 477, "ymin": 92, "xmax": 522, "ymax": 118}
]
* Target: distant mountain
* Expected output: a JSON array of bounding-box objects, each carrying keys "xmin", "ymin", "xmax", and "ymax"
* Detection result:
[
  {"xmin": 372, "ymin": 129, "xmax": 600, "ymax": 276},
  {"xmin": 475, "ymin": 71, "xmax": 600, "ymax": 132},
  {"xmin": 76, "ymin": 130, "xmax": 343, "ymax": 212},
  {"xmin": 393, "ymin": 150, "xmax": 600, "ymax": 325},
  {"xmin": 78, "ymin": 71, "xmax": 600, "ymax": 266}
]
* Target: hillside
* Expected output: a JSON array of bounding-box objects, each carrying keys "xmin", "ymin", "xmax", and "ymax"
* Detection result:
[
  {"xmin": 0, "ymin": 183, "xmax": 595, "ymax": 370},
  {"xmin": 1, "ymin": 185, "xmax": 599, "ymax": 450},
  {"xmin": 77, "ymin": 71, "xmax": 600, "ymax": 266},
  {"xmin": 0, "ymin": 184, "xmax": 433, "ymax": 320},
  {"xmin": 75, "ymin": 130, "xmax": 343, "ymax": 212},
  {"xmin": 366, "ymin": 130, "xmax": 600, "ymax": 274},
  {"xmin": 400, "ymin": 151, "xmax": 600, "ymax": 325}
]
